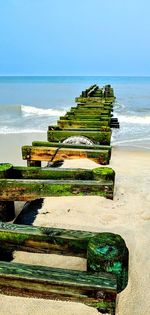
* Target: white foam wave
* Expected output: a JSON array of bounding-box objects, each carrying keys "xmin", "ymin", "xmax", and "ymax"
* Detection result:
[
  {"xmin": 21, "ymin": 105, "xmax": 66, "ymax": 117},
  {"xmin": 0, "ymin": 126, "xmax": 46, "ymax": 134},
  {"xmin": 112, "ymin": 137, "xmax": 150, "ymax": 145},
  {"xmin": 116, "ymin": 114, "xmax": 150, "ymax": 124}
]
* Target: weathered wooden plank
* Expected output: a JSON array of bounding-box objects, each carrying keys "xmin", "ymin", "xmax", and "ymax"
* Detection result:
[
  {"xmin": 48, "ymin": 126, "xmax": 111, "ymax": 132},
  {"xmin": 61, "ymin": 114, "xmax": 110, "ymax": 120},
  {"xmin": 71, "ymin": 104, "xmax": 111, "ymax": 110},
  {"xmin": 47, "ymin": 130, "xmax": 111, "ymax": 145},
  {"xmin": 0, "ymin": 178, "xmax": 114, "ymax": 201},
  {"xmin": 0, "ymin": 164, "xmax": 16, "ymax": 221},
  {"xmin": 75, "ymin": 97, "xmax": 115, "ymax": 103},
  {"xmin": 22, "ymin": 146, "xmax": 111, "ymax": 165},
  {"xmin": 57, "ymin": 119, "xmax": 110, "ymax": 128},
  {"xmin": 11, "ymin": 166, "xmax": 115, "ymax": 181},
  {"xmin": 0, "ymin": 261, "xmax": 116, "ymax": 313},
  {"xmin": 32, "ymin": 141, "xmax": 111, "ymax": 151},
  {"xmin": 0, "ymin": 222, "xmax": 95, "ymax": 256},
  {"xmin": 76, "ymin": 104, "xmax": 113, "ymax": 109},
  {"xmin": 0, "ymin": 223, "xmax": 128, "ymax": 292},
  {"xmin": 70, "ymin": 109, "xmax": 111, "ymax": 115}
]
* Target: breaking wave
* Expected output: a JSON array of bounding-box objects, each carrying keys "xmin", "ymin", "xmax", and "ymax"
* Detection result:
[
  {"xmin": 116, "ymin": 114, "xmax": 150, "ymax": 124},
  {"xmin": 21, "ymin": 105, "xmax": 66, "ymax": 116}
]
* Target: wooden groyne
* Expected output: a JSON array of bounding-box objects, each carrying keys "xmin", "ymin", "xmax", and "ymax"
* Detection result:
[
  {"xmin": 23, "ymin": 84, "xmax": 119, "ymax": 167},
  {"xmin": 0, "ymin": 84, "xmax": 128, "ymax": 315},
  {"xmin": 0, "ymin": 221, "xmax": 128, "ymax": 315}
]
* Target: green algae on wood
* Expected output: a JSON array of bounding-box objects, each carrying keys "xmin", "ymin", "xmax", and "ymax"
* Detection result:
[
  {"xmin": 32, "ymin": 140, "xmax": 111, "ymax": 152},
  {"xmin": 87, "ymin": 233, "xmax": 129, "ymax": 293},
  {"xmin": 3, "ymin": 165, "xmax": 114, "ymax": 182},
  {"xmin": 0, "ymin": 178, "xmax": 114, "ymax": 200},
  {"xmin": 47, "ymin": 130, "xmax": 111, "ymax": 145},
  {"xmin": 0, "ymin": 163, "xmax": 13, "ymax": 179},
  {"xmin": 0, "ymin": 165, "xmax": 15, "ymax": 221},
  {"xmin": 0, "ymin": 222, "xmax": 96, "ymax": 256},
  {"xmin": 48, "ymin": 125, "xmax": 111, "ymax": 132},
  {"xmin": 93, "ymin": 167, "xmax": 115, "ymax": 181},
  {"xmin": 57, "ymin": 119, "xmax": 110, "ymax": 128},
  {"xmin": 12, "ymin": 166, "xmax": 94, "ymax": 180},
  {"xmin": 0, "ymin": 260, "xmax": 117, "ymax": 313},
  {"xmin": 61, "ymin": 114, "xmax": 110, "ymax": 121},
  {"xmin": 22, "ymin": 145, "xmax": 111, "ymax": 165}
]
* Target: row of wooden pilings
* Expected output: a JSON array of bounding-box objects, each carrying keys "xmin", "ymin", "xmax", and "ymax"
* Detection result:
[{"xmin": 0, "ymin": 84, "xmax": 128, "ymax": 315}]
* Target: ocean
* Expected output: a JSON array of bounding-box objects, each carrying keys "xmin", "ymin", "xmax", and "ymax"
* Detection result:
[{"xmin": 0, "ymin": 76, "xmax": 150, "ymax": 150}]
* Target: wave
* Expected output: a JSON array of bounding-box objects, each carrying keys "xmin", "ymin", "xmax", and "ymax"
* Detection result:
[
  {"xmin": 21, "ymin": 105, "xmax": 66, "ymax": 117},
  {"xmin": 112, "ymin": 137, "xmax": 150, "ymax": 144},
  {"xmin": 0, "ymin": 126, "xmax": 47, "ymax": 134},
  {"xmin": 116, "ymin": 114, "xmax": 150, "ymax": 124},
  {"xmin": 0, "ymin": 104, "xmax": 66, "ymax": 117}
]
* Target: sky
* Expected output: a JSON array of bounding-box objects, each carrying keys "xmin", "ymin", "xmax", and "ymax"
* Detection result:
[{"xmin": 0, "ymin": 0, "xmax": 150, "ymax": 76}]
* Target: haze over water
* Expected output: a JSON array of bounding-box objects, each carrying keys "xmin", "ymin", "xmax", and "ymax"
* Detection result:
[{"xmin": 0, "ymin": 76, "xmax": 150, "ymax": 150}]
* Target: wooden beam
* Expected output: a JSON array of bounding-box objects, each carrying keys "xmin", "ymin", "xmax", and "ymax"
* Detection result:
[
  {"xmin": 47, "ymin": 130, "xmax": 111, "ymax": 145},
  {"xmin": 0, "ymin": 178, "xmax": 114, "ymax": 201},
  {"xmin": 0, "ymin": 221, "xmax": 95, "ymax": 256},
  {"xmin": 0, "ymin": 261, "xmax": 117, "ymax": 313},
  {"xmin": 11, "ymin": 166, "xmax": 115, "ymax": 181},
  {"xmin": 32, "ymin": 141, "xmax": 111, "ymax": 151},
  {"xmin": 0, "ymin": 222, "xmax": 128, "ymax": 293},
  {"xmin": 57, "ymin": 119, "xmax": 110, "ymax": 128},
  {"xmin": 22, "ymin": 146, "xmax": 111, "ymax": 165}
]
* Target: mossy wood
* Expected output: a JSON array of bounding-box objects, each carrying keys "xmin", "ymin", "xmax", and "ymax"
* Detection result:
[
  {"xmin": 75, "ymin": 104, "xmax": 113, "ymax": 109},
  {"xmin": 75, "ymin": 97, "xmax": 115, "ymax": 103},
  {"xmin": 0, "ymin": 163, "xmax": 13, "ymax": 179},
  {"xmin": 32, "ymin": 141, "xmax": 111, "ymax": 152},
  {"xmin": 47, "ymin": 130, "xmax": 111, "ymax": 145},
  {"xmin": 57, "ymin": 119, "xmax": 110, "ymax": 128},
  {"xmin": 0, "ymin": 261, "xmax": 116, "ymax": 314},
  {"xmin": 0, "ymin": 178, "xmax": 114, "ymax": 200},
  {"xmin": 70, "ymin": 108, "xmax": 111, "ymax": 115},
  {"xmin": 0, "ymin": 222, "xmax": 128, "ymax": 294},
  {"xmin": 0, "ymin": 164, "xmax": 115, "ymax": 201},
  {"xmin": 22, "ymin": 145, "xmax": 111, "ymax": 165},
  {"xmin": 0, "ymin": 164, "xmax": 16, "ymax": 221},
  {"xmin": 70, "ymin": 107, "xmax": 112, "ymax": 113},
  {"xmin": 61, "ymin": 114, "xmax": 110, "ymax": 121},
  {"xmin": 0, "ymin": 222, "xmax": 113, "ymax": 257},
  {"xmin": 0, "ymin": 165, "xmax": 115, "ymax": 181},
  {"xmin": 48, "ymin": 125, "xmax": 111, "ymax": 132}
]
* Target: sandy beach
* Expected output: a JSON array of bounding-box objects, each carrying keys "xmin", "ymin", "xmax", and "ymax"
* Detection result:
[{"xmin": 0, "ymin": 133, "xmax": 150, "ymax": 315}]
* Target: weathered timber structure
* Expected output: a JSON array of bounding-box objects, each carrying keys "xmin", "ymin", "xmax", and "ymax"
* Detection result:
[
  {"xmin": 23, "ymin": 84, "xmax": 119, "ymax": 166},
  {"xmin": 0, "ymin": 85, "xmax": 128, "ymax": 314},
  {"xmin": 0, "ymin": 163, "xmax": 115, "ymax": 221},
  {"xmin": 0, "ymin": 221, "xmax": 128, "ymax": 315}
]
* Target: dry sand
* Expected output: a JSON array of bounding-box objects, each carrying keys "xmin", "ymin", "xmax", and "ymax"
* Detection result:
[{"xmin": 0, "ymin": 136, "xmax": 149, "ymax": 315}]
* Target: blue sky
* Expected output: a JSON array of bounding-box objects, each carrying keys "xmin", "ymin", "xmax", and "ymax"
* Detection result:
[{"xmin": 0, "ymin": 0, "xmax": 150, "ymax": 76}]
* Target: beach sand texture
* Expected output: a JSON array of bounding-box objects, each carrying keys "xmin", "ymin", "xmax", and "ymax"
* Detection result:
[{"xmin": 0, "ymin": 140, "xmax": 149, "ymax": 315}]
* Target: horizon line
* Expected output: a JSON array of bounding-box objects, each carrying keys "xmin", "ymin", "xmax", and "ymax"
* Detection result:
[{"xmin": 0, "ymin": 75, "xmax": 150, "ymax": 77}]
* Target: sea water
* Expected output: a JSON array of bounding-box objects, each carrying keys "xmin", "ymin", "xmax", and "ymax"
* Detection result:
[{"xmin": 0, "ymin": 76, "xmax": 150, "ymax": 150}]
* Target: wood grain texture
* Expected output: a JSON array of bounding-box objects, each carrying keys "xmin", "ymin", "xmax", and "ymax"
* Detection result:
[
  {"xmin": 0, "ymin": 261, "xmax": 117, "ymax": 313},
  {"xmin": 0, "ymin": 178, "xmax": 114, "ymax": 200},
  {"xmin": 22, "ymin": 146, "xmax": 110, "ymax": 165}
]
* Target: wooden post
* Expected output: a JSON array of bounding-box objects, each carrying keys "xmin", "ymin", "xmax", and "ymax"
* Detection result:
[
  {"xmin": 27, "ymin": 160, "xmax": 41, "ymax": 167},
  {"xmin": 0, "ymin": 164, "xmax": 15, "ymax": 221},
  {"xmin": 87, "ymin": 233, "xmax": 129, "ymax": 293}
]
